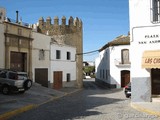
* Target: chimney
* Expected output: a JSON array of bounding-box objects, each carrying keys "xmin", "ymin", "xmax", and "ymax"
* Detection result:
[{"xmin": 16, "ymin": 11, "xmax": 19, "ymax": 23}]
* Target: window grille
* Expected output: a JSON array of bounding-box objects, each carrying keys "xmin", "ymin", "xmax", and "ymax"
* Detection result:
[
  {"xmin": 56, "ymin": 50, "xmax": 61, "ymax": 59},
  {"xmin": 67, "ymin": 52, "xmax": 71, "ymax": 60},
  {"xmin": 151, "ymin": 0, "xmax": 160, "ymax": 23}
]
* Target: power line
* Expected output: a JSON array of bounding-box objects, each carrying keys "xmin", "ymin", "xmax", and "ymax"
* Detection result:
[{"xmin": 76, "ymin": 49, "xmax": 99, "ymax": 55}]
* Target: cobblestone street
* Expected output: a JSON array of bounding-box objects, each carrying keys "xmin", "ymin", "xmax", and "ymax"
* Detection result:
[{"xmin": 8, "ymin": 79, "xmax": 159, "ymax": 120}]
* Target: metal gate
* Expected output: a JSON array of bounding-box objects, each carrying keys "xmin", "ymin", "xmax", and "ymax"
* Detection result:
[
  {"xmin": 151, "ymin": 69, "xmax": 160, "ymax": 95},
  {"xmin": 121, "ymin": 70, "xmax": 130, "ymax": 87},
  {"xmin": 35, "ymin": 68, "xmax": 48, "ymax": 87},
  {"xmin": 53, "ymin": 71, "xmax": 62, "ymax": 90},
  {"xmin": 10, "ymin": 52, "xmax": 27, "ymax": 72}
]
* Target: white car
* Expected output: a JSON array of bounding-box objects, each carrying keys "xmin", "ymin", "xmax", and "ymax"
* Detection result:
[{"xmin": 0, "ymin": 69, "xmax": 32, "ymax": 95}]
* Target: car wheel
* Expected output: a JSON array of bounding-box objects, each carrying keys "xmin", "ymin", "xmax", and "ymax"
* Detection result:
[
  {"xmin": 126, "ymin": 95, "xmax": 130, "ymax": 98},
  {"xmin": 2, "ymin": 85, "xmax": 10, "ymax": 95},
  {"xmin": 24, "ymin": 79, "xmax": 32, "ymax": 90}
]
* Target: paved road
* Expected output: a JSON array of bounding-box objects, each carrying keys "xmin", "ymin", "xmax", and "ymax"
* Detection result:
[{"xmin": 9, "ymin": 79, "xmax": 159, "ymax": 120}]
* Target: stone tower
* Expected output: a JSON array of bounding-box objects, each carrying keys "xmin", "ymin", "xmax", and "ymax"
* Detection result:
[{"xmin": 37, "ymin": 16, "xmax": 83, "ymax": 88}]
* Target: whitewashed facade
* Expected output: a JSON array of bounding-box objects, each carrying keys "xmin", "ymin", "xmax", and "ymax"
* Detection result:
[
  {"xmin": 50, "ymin": 44, "xmax": 76, "ymax": 87},
  {"xmin": 32, "ymin": 32, "xmax": 51, "ymax": 84},
  {"xmin": 95, "ymin": 35, "xmax": 130, "ymax": 88},
  {"xmin": 129, "ymin": 0, "xmax": 160, "ymax": 102},
  {"xmin": 32, "ymin": 32, "xmax": 76, "ymax": 88}
]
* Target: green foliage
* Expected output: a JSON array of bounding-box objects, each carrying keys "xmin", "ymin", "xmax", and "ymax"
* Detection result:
[{"xmin": 83, "ymin": 66, "xmax": 95, "ymax": 74}]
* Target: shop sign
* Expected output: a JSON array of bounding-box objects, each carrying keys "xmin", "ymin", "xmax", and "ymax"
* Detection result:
[{"xmin": 144, "ymin": 58, "xmax": 160, "ymax": 64}]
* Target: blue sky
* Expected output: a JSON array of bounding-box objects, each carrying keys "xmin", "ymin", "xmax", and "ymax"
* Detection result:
[{"xmin": 1, "ymin": 0, "xmax": 129, "ymax": 61}]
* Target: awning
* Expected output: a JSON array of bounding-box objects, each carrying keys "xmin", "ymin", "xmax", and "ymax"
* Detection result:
[{"xmin": 142, "ymin": 50, "xmax": 160, "ymax": 68}]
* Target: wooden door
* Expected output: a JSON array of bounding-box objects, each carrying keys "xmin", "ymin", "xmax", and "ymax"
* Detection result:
[
  {"xmin": 151, "ymin": 69, "xmax": 160, "ymax": 95},
  {"xmin": 10, "ymin": 52, "xmax": 26, "ymax": 72},
  {"xmin": 35, "ymin": 68, "xmax": 48, "ymax": 87},
  {"xmin": 121, "ymin": 70, "xmax": 130, "ymax": 87},
  {"xmin": 53, "ymin": 71, "xmax": 62, "ymax": 90}
]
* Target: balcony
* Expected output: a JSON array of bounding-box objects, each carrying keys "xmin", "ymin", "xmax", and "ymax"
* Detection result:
[{"xmin": 114, "ymin": 58, "xmax": 131, "ymax": 68}]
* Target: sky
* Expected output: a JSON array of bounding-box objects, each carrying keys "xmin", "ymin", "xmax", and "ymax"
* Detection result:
[{"xmin": 0, "ymin": 0, "xmax": 129, "ymax": 61}]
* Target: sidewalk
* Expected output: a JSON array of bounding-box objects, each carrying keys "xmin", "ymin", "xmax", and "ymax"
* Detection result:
[
  {"xmin": 0, "ymin": 83, "xmax": 81, "ymax": 120},
  {"xmin": 131, "ymin": 100, "xmax": 160, "ymax": 117}
]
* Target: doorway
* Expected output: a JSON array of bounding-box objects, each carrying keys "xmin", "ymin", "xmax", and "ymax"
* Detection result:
[
  {"xmin": 10, "ymin": 51, "xmax": 27, "ymax": 72},
  {"xmin": 151, "ymin": 69, "xmax": 160, "ymax": 95},
  {"xmin": 121, "ymin": 70, "xmax": 130, "ymax": 87},
  {"xmin": 53, "ymin": 71, "xmax": 62, "ymax": 90}
]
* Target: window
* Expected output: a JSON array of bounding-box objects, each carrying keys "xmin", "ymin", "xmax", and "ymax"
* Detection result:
[
  {"xmin": 67, "ymin": 52, "xmax": 71, "ymax": 60},
  {"xmin": 121, "ymin": 49, "xmax": 129, "ymax": 64},
  {"xmin": 66, "ymin": 73, "xmax": 71, "ymax": 82},
  {"xmin": 100, "ymin": 69, "xmax": 102, "ymax": 78},
  {"xmin": 56, "ymin": 50, "xmax": 61, "ymax": 59},
  {"xmin": 106, "ymin": 70, "xmax": 108, "ymax": 79},
  {"xmin": 151, "ymin": 0, "xmax": 160, "ymax": 23},
  {"xmin": 39, "ymin": 49, "xmax": 45, "ymax": 60},
  {"xmin": 0, "ymin": 71, "xmax": 6, "ymax": 78}
]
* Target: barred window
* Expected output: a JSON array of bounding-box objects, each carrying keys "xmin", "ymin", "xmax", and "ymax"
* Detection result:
[
  {"xmin": 56, "ymin": 50, "xmax": 61, "ymax": 59},
  {"xmin": 151, "ymin": 0, "xmax": 160, "ymax": 23}
]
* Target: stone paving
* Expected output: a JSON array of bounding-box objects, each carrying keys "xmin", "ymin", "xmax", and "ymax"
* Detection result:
[{"xmin": 7, "ymin": 79, "xmax": 160, "ymax": 120}]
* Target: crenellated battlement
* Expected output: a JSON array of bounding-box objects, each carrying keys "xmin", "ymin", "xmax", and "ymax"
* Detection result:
[{"xmin": 37, "ymin": 16, "xmax": 82, "ymax": 35}]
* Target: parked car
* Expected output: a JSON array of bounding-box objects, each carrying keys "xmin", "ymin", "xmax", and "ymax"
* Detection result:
[
  {"xmin": 0, "ymin": 69, "xmax": 32, "ymax": 95},
  {"xmin": 124, "ymin": 82, "xmax": 131, "ymax": 98}
]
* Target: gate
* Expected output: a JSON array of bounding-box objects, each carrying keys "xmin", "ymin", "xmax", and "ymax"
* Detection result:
[
  {"xmin": 53, "ymin": 71, "xmax": 62, "ymax": 90},
  {"xmin": 35, "ymin": 68, "xmax": 48, "ymax": 87}
]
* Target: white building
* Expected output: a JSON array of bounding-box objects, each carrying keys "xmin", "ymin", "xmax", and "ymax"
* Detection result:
[
  {"xmin": 95, "ymin": 35, "xmax": 130, "ymax": 88},
  {"xmin": 32, "ymin": 32, "xmax": 76, "ymax": 89},
  {"xmin": 32, "ymin": 32, "xmax": 51, "ymax": 87},
  {"xmin": 50, "ymin": 43, "xmax": 76, "ymax": 89},
  {"xmin": 129, "ymin": 0, "xmax": 160, "ymax": 102}
]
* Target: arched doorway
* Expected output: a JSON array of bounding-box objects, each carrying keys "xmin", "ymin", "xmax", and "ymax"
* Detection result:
[{"xmin": 121, "ymin": 70, "xmax": 130, "ymax": 87}]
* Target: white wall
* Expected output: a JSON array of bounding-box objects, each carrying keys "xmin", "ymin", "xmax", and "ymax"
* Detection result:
[
  {"xmin": 129, "ymin": 0, "xmax": 160, "ymax": 78},
  {"xmin": 95, "ymin": 45, "xmax": 130, "ymax": 87},
  {"xmin": 109, "ymin": 45, "xmax": 130, "ymax": 87},
  {"xmin": 32, "ymin": 32, "xmax": 51, "ymax": 82},
  {"xmin": 50, "ymin": 44, "xmax": 76, "ymax": 83},
  {"xmin": 95, "ymin": 49, "xmax": 109, "ymax": 82},
  {"xmin": 0, "ymin": 23, "xmax": 5, "ymax": 68},
  {"xmin": 129, "ymin": 0, "xmax": 156, "ymax": 28}
]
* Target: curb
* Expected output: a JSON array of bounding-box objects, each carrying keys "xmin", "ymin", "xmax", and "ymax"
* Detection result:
[
  {"xmin": 131, "ymin": 103, "xmax": 160, "ymax": 117},
  {"xmin": 0, "ymin": 88, "xmax": 82, "ymax": 120},
  {"xmin": 0, "ymin": 104, "xmax": 36, "ymax": 120}
]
